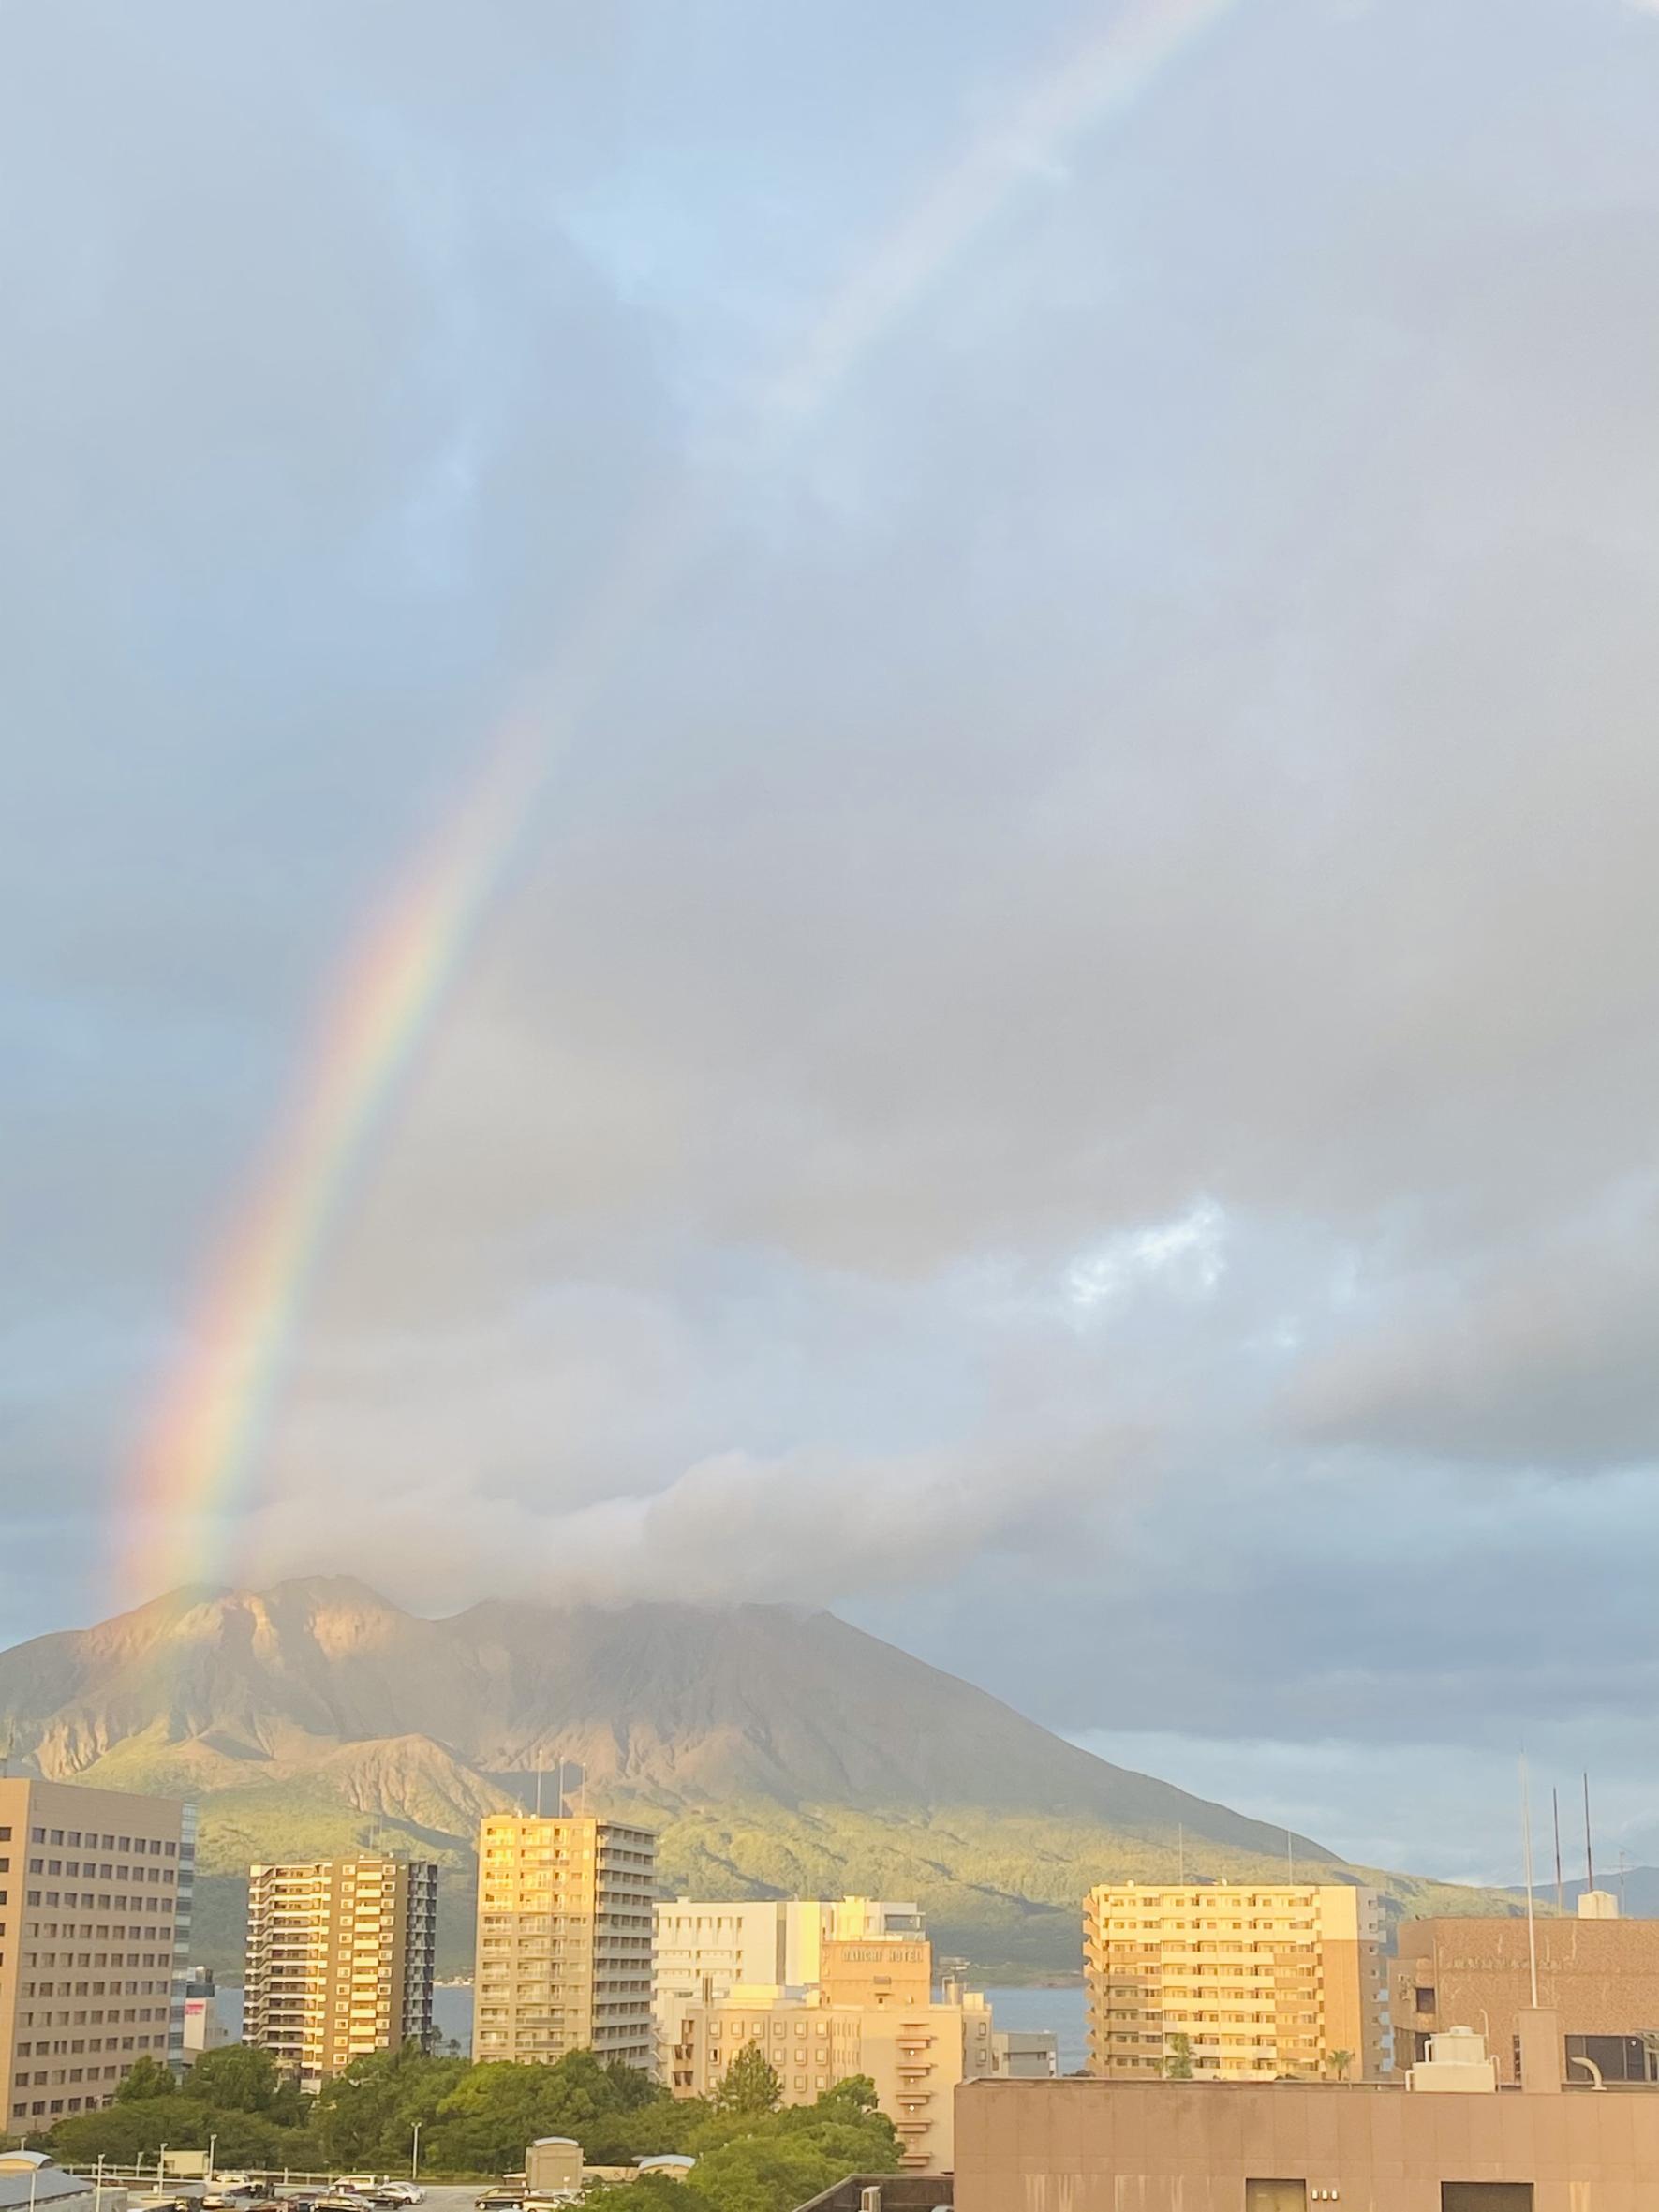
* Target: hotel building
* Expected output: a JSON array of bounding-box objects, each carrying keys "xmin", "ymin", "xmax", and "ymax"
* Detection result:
[
  {"xmin": 663, "ymin": 1932, "xmax": 993, "ymax": 2173},
  {"xmin": 1085, "ymin": 1880, "xmax": 1386, "ymax": 2082},
  {"xmin": 0, "ymin": 1777, "xmax": 191, "ymax": 2127},
  {"xmin": 243, "ymin": 1855, "xmax": 437, "ymax": 2090},
  {"xmin": 473, "ymin": 1815, "xmax": 656, "ymax": 2071}
]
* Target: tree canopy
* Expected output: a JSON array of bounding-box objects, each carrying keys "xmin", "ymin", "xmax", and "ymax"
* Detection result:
[{"xmin": 41, "ymin": 2043, "xmax": 899, "ymax": 2209}]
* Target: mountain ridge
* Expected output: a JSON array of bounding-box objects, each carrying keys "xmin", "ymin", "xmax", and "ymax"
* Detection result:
[{"xmin": 0, "ymin": 1579, "xmax": 1525, "ymax": 1975}]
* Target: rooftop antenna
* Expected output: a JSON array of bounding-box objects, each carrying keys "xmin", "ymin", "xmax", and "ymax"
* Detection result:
[
  {"xmin": 535, "ymin": 1759, "xmax": 544, "ymax": 1819},
  {"xmin": 1552, "ymin": 1787, "xmax": 1564, "ymax": 1916},
  {"xmin": 556, "ymin": 1758, "xmax": 565, "ymax": 1819},
  {"xmin": 1520, "ymin": 1755, "xmax": 1539, "ymax": 2007},
  {"xmin": 1286, "ymin": 1830, "xmax": 1295, "ymax": 1884},
  {"xmin": 1620, "ymin": 1848, "xmax": 1630, "ymax": 1913},
  {"xmin": 1178, "ymin": 1824, "xmax": 1185, "ymax": 1883},
  {"xmin": 1584, "ymin": 1772, "xmax": 1595, "ymax": 1896}
]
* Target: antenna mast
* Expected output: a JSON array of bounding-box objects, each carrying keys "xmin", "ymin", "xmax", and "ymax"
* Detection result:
[
  {"xmin": 1521, "ymin": 1755, "xmax": 1539, "ymax": 2008},
  {"xmin": 1552, "ymin": 1788, "xmax": 1564, "ymax": 1916},
  {"xmin": 1584, "ymin": 1772, "xmax": 1595, "ymax": 1895}
]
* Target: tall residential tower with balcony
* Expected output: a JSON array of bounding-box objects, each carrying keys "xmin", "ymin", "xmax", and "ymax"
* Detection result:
[
  {"xmin": 473, "ymin": 1815, "xmax": 656, "ymax": 2070},
  {"xmin": 1085, "ymin": 1880, "xmax": 1385, "ymax": 2081},
  {"xmin": 243, "ymin": 1856, "xmax": 437, "ymax": 2090}
]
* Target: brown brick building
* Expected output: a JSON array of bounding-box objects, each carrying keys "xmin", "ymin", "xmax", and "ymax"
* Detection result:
[{"xmin": 1392, "ymin": 1912, "xmax": 1659, "ymax": 2085}]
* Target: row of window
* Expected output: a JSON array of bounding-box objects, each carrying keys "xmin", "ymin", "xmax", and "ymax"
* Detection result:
[
  {"xmin": 16, "ymin": 1982, "xmax": 170, "ymax": 2018},
  {"xmin": 19, "ymin": 2041, "xmax": 166, "ymax": 2082},
  {"xmin": 16, "ymin": 1965, "xmax": 171, "ymax": 1994},
  {"xmin": 28, "ymin": 1829, "xmax": 177, "ymax": 1856},
  {"xmin": 29, "ymin": 1858, "xmax": 176, "ymax": 1881}
]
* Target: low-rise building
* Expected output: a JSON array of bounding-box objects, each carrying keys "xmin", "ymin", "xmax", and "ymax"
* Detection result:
[
  {"xmin": 670, "ymin": 1981, "xmax": 991, "ymax": 2173},
  {"xmin": 1392, "ymin": 1894, "xmax": 1659, "ymax": 2084},
  {"xmin": 954, "ymin": 2011, "xmax": 1659, "ymax": 2212},
  {"xmin": 991, "ymin": 2026, "xmax": 1059, "ymax": 2077},
  {"xmin": 1085, "ymin": 1880, "xmax": 1386, "ymax": 2082},
  {"xmin": 180, "ymin": 1966, "xmax": 230, "ymax": 2065},
  {"xmin": 663, "ymin": 1936, "xmax": 992, "ymax": 2173}
]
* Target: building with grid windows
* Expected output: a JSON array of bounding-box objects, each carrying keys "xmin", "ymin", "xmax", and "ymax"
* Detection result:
[
  {"xmin": 0, "ymin": 1777, "xmax": 191, "ymax": 2128},
  {"xmin": 1085, "ymin": 1881, "xmax": 1385, "ymax": 2082},
  {"xmin": 472, "ymin": 1815, "xmax": 656, "ymax": 2070},
  {"xmin": 243, "ymin": 1855, "xmax": 437, "ymax": 2090}
]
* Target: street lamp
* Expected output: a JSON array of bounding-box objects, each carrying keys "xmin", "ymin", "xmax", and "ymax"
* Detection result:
[
  {"xmin": 208, "ymin": 2135, "xmax": 217, "ymax": 2182},
  {"xmin": 410, "ymin": 2122, "xmax": 422, "ymax": 2183}
]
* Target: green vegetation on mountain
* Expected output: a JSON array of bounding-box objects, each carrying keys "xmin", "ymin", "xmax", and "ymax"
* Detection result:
[{"xmin": 0, "ymin": 1577, "xmax": 1531, "ymax": 1981}]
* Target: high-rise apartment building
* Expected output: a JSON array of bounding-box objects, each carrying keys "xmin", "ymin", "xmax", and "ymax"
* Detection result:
[
  {"xmin": 652, "ymin": 1895, "xmax": 924, "ymax": 2029},
  {"xmin": 473, "ymin": 1816, "xmax": 656, "ymax": 2071},
  {"xmin": 0, "ymin": 1777, "xmax": 191, "ymax": 2129},
  {"xmin": 243, "ymin": 1856, "xmax": 437, "ymax": 2091},
  {"xmin": 1084, "ymin": 1880, "xmax": 1385, "ymax": 2081}
]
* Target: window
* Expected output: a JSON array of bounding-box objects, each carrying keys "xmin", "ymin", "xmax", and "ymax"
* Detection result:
[
  {"xmin": 1565, "ymin": 2034, "xmax": 1659, "ymax": 2086},
  {"xmin": 1443, "ymin": 2190, "xmax": 1532, "ymax": 2212},
  {"xmin": 1247, "ymin": 2185, "xmax": 1307, "ymax": 2212}
]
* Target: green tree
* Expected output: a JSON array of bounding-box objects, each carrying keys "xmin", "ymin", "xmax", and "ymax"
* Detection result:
[
  {"xmin": 51, "ymin": 2102, "xmax": 190, "ymax": 2164},
  {"xmin": 779, "ymin": 2075, "xmax": 880, "ymax": 2129},
  {"xmin": 1327, "ymin": 2049, "xmax": 1355, "ymax": 2082},
  {"xmin": 1163, "ymin": 2032, "xmax": 1194, "ymax": 2080},
  {"xmin": 185, "ymin": 2044, "xmax": 285, "ymax": 2116},
  {"xmin": 313, "ymin": 2046, "xmax": 466, "ymax": 2170},
  {"xmin": 114, "ymin": 2056, "xmax": 176, "ymax": 2103},
  {"xmin": 711, "ymin": 2043, "xmax": 782, "ymax": 2117},
  {"xmin": 426, "ymin": 2052, "xmax": 664, "ymax": 2175}
]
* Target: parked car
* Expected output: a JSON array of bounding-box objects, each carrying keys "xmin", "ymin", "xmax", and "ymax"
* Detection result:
[{"xmin": 370, "ymin": 2190, "xmax": 424, "ymax": 2206}]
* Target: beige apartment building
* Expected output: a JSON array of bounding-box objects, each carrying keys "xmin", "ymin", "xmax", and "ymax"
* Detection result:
[
  {"xmin": 1393, "ymin": 1894, "xmax": 1659, "ymax": 2083},
  {"xmin": 0, "ymin": 1776, "xmax": 190, "ymax": 2129},
  {"xmin": 473, "ymin": 1815, "xmax": 656, "ymax": 2071},
  {"xmin": 243, "ymin": 1855, "xmax": 437, "ymax": 2090},
  {"xmin": 1085, "ymin": 1881, "xmax": 1386, "ymax": 2082},
  {"xmin": 662, "ymin": 1933, "xmax": 993, "ymax": 2173}
]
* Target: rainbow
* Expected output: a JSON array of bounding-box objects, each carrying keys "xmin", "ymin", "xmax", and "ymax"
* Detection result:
[{"xmin": 118, "ymin": 0, "xmax": 1244, "ymax": 1605}]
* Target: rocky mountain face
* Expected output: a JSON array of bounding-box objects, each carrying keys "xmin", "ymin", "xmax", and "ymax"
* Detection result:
[
  {"xmin": 0, "ymin": 1578, "xmax": 1513, "ymax": 1975},
  {"xmin": 0, "ymin": 1575, "xmax": 1322, "ymax": 1845}
]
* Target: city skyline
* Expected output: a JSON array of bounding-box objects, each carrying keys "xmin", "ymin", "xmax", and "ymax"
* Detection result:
[{"xmin": 7, "ymin": 0, "xmax": 1659, "ymax": 1898}]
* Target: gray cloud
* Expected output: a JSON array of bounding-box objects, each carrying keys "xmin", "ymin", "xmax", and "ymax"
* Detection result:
[{"xmin": 8, "ymin": 0, "xmax": 1659, "ymax": 1875}]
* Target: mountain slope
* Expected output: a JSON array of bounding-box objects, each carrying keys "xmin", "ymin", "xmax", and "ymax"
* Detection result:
[
  {"xmin": 0, "ymin": 1578, "xmax": 1320, "ymax": 1846},
  {"xmin": 0, "ymin": 1579, "xmax": 1524, "ymax": 1975}
]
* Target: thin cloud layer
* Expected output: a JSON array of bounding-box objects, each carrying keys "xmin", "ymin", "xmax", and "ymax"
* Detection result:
[{"xmin": 6, "ymin": 0, "xmax": 1659, "ymax": 1873}]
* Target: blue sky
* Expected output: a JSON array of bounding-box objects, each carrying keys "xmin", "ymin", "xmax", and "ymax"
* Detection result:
[{"xmin": 6, "ymin": 0, "xmax": 1659, "ymax": 1885}]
